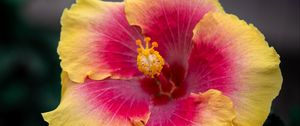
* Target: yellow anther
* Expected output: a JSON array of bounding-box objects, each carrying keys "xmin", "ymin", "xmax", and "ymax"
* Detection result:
[{"xmin": 136, "ymin": 37, "xmax": 164, "ymax": 78}]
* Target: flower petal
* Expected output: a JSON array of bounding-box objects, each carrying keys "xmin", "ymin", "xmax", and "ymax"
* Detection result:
[
  {"xmin": 125, "ymin": 0, "xmax": 223, "ymax": 69},
  {"xmin": 190, "ymin": 12, "xmax": 282, "ymax": 126},
  {"xmin": 59, "ymin": 0, "xmax": 143, "ymax": 83},
  {"xmin": 145, "ymin": 89, "xmax": 235, "ymax": 126},
  {"xmin": 42, "ymin": 73, "xmax": 150, "ymax": 126}
]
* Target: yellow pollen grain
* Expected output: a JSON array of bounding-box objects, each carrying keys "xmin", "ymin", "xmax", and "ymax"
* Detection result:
[{"xmin": 136, "ymin": 37, "xmax": 164, "ymax": 78}]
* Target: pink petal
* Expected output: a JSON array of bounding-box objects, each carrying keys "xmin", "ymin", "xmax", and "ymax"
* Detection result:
[
  {"xmin": 145, "ymin": 89, "xmax": 236, "ymax": 126},
  {"xmin": 190, "ymin": 12, "xmax": 282, "ymax": 125},
  {"xmin": 125, "ymin": 0, "xmax": 223, "ymax": 70},
  {"xmin": 186, "ymin": 34, "xmax": 234, "ymax": 94},
  {"xmin": 58, "ymin": 0, "xmax": 143, "ymax": 83},
  {"xmin": 43, "ymin": 74, "xmax": 150, "ymax": 126}
]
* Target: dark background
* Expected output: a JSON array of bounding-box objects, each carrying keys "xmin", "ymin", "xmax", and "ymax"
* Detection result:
[{"xmin": 0, "ymin": 0, "xmax": 299, "ymax": 126}]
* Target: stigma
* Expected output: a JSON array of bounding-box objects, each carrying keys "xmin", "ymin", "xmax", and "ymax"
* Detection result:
[{"xmin": 136, "ymin": 37, "xmax": 164, "ymax": 78}]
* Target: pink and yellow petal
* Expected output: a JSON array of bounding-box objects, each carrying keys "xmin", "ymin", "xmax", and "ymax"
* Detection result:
[
  {"xmin": 42, "ymin": 74, "xmax": 150, "ymax": 126},
  {"xmin": 186, "ymin": 34, "xmax": 234, "ymax": 95},
  {"xmin": 145, "ymin": 89, "xmax": 235, "ymax": 126},
  {"xmin": 59, "ymin": 0, "xmax": 143, "ymax": 83},
  {"xmin": 125, "ymin": 0, "xmax": 223, "ymax": 70},
  {"xmin": 191, "ymin": 12, "xmax": 282, "ymax": 126},
  {"xmin": 192, "ymin": 89, "xmax": 236, "ymax": 126}
]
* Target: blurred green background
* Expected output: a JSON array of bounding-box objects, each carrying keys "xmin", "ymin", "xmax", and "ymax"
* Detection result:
[{"xmin": 0, "ymin": 0, "xmax": 299, "ymax": 126}]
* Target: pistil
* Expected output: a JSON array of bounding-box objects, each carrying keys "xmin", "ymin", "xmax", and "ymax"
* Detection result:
[{"xmin": 136, "ymin": 37, "xmax": 164, "ymax": 78}]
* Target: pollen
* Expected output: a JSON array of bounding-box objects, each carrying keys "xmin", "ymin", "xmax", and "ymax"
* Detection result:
[{"xmin": 136, "ymin": 37, "xmax": 164, "ymax": 78}]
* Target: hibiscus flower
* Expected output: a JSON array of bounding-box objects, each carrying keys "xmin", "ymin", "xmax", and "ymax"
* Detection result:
[{"xmin": 42, "ymin": 0, "xmax": 282, "ymax": 126}]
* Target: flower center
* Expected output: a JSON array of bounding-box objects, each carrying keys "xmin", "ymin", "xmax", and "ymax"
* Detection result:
[
  {"xmin": 136, "ymin": 37, "xmax": 164, "ymax": 78},
  {"xmin": 139, "ymin": 65, "xmax": 187, "ymax": 105},
  {"xmin": 136, "ymin": 38, "xmax": 187, "ymax": 105}
]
